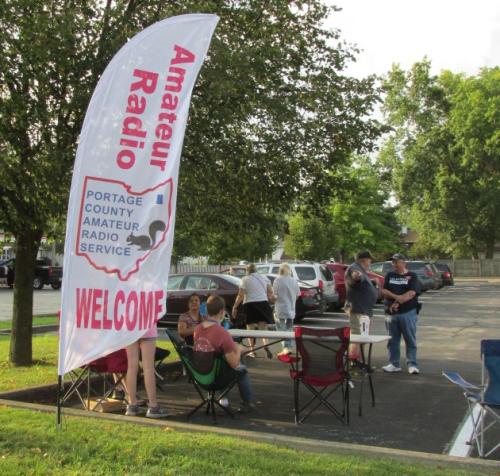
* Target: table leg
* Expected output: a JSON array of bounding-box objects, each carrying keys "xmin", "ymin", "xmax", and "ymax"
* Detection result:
[{"xmin": 367, "ymin": 343, "xmax": 375, "ymax": 407}]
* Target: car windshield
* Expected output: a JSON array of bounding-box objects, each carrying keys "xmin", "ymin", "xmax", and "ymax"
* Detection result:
[
  {"xmin": 406, "ymin": 262, "xmax": 428, "ymax": 274},
  {"xmin": 220, "ymin": 274, "xmax": 242, "ymax": 286},
  {"xmin": 295, "ymin": 266, "xmax": 316, "ymax": 281},
  {"xmin": 256, "ymin": 266, "xmax": 269, "ymax": 274}
]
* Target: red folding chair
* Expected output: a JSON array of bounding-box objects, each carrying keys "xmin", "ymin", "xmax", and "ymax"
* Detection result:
[
  {"xmin": 288, "ymin": 326, "xmax": 350, "ymax": 424},
  {"xmin": 63, "ymin": 349, "xmax": 128, "ymax": 411}
]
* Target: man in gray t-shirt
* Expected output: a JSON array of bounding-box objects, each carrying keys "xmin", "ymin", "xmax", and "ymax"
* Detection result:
[{"xmin": 345, "ymin": 251, "xmax": 379, "ymax": 362}]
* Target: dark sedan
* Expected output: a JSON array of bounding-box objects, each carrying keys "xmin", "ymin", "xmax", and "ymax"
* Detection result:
[
  {"xmin": 158, "ymin": 273, "xmax": 245, "ymax": 327},
  {"xmin": 266, "ymin": 274, "xmax": 325, "ymax": 322},
  {"xmin": 434, "ymin": 262, "xmax": 455, "ymax": 286}
]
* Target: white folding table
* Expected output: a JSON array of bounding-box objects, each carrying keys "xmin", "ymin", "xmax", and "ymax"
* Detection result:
[{"xmin": 228, "ymin": 328, "xmax": 390, "ymax": 415}]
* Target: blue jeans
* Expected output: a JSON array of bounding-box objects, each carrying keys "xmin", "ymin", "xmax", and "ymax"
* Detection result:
[
  {"xmin": 235, "ymin": 364, "xmax": 254, "ymax": 403},
  {"xmin": 385, "ymin": 308, "xmax": 418, "ymax": 367},
  {"xmin": 274, "ymin": 316, "xmax": 294, "ymax": 349}
]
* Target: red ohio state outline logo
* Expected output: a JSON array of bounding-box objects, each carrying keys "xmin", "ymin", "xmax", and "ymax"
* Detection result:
[{"xmin": 76, "ymin": 176, "xmax": 173, "ymax": 281}]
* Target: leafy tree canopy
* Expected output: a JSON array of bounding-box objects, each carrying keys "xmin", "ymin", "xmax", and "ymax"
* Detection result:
[{"xmin": 380, "ymin": 61, "xmax": 500, "ymax": 258}]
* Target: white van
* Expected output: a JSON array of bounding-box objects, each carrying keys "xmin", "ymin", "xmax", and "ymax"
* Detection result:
[{"xmin": 256, "ymin": 262, "xmax": 338, "ymax": 308}]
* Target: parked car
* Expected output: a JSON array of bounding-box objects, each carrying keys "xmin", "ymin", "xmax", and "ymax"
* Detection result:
[
  {"xmin": 326, "ymin": 263, "xmax": 384, "ymax": 307},
  {"xmin": 256, "ymin": 262, "xmax": 338, "ymax": 309},
  {"xmin": 370, "ymin": 260, "xmax": 438, "ymax": 292},
  {"xmin": 427, "ymin": 262, "xmax": 444, "ymax": 289},
  {"xmin": 434, "ymin": 262, "xmax": 454, "ymax": 286},
  {"xmin": 220, "ymin": 265, "xmax": 247, "ymax": 278},
  {"xmin": 159, "ymin": 273, "xmax": 246, "ymax": 327},
  {"xmin": 266, "ymin": 274, "xmax": 325, "ymax": 322},
  {"xmin": 0, "ymin": 257, "xmax": 63, "ymax": 289}
]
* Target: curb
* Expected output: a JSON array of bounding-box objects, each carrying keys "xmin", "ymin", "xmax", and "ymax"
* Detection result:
[
  {"xmin": 0, "ymin": 398, "xmax": 497, "ymax": 474},
  {"xmin": 0, "ymin": 324, "xmax": 58, "ymax": 336}
]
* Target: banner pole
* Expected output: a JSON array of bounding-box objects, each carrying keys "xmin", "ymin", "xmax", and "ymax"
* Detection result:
[{"xmin": 56, "ymin": 375, "xmax": 62, "ymax": 429}]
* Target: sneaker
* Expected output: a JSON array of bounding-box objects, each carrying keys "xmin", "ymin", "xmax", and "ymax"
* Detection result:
[
  {"xmin": 146, "ymin": 406, "xmax": 169, "ymax": 419},
  {"xmin": 408, "ymin": 366, "xmax": 420, "ymax": 375},
  {"xmin": 277, "ymin": 348, "xmax": 291, "ymax": 357},
  {"xmin": 382, "ymin": 363, "xmax": 402, "ymax": 373},
  {"xmin": 237, "ymin": 401, "xmax": 256, "ymax": 414},
  {"xmin": 125, "ymin": 404, "xmax": 146, "ymax": 417}
]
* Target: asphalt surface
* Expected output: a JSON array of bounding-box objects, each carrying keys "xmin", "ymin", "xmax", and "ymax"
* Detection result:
[
  {"xmin": 0, "ymin": 287, "xmax": 61, "ymax": 320},
  {"xmin": 2, "ymin": 280, "xmax": 499, "ymax": 456},
  {"xmin": 155, "ymin": 280, "xmax": 499, "ymax": 456}
]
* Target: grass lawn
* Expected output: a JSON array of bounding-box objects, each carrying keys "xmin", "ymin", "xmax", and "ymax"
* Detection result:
[
  {"xmin": 0, "ymin": 334, "xmax": 176, "ymax": 393},
  {"xmin": 0, "ymin": 407, "xmax": 481, "ymax": 476},
  {"xmin": 0, "ymin": 316, "xmax": 59, "ymax": 330}
]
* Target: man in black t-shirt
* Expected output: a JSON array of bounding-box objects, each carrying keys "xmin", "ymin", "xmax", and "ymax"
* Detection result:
[{"xmin": 381, "ymin": 253, "xmax": 421, "ymax": 375}]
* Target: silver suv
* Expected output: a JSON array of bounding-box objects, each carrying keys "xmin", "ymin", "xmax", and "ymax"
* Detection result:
[{"xmin": 256, "ymin": 262, "xmax": 338, "ymax": 308}]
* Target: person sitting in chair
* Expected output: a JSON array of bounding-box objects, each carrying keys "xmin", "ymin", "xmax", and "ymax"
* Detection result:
[
  {"xmin": 178, "ymin": 293, "xmax": 203, "ymax": 346},
  {"xmin": 194, "ymin": 295, "xmax": 256, "ymax": 413}
]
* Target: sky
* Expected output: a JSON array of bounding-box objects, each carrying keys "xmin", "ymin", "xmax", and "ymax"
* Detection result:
[{"xmin": 324, "ymin": 0, "xmax": 500, "ymax": 78}]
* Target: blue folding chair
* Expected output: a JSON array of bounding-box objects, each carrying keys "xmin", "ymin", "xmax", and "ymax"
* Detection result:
[{"xmin": 443, "ymin": 339, "xmax": 500, "ymax": 458}]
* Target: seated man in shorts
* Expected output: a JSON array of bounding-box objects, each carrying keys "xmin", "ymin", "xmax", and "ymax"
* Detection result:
[{"xmin": 194, "ymin": 295, "xmax": 256, "ymax": 413}]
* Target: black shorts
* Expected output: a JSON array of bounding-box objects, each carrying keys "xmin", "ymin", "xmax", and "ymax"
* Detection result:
[{"xmin": 244, "ymin": 301, "xmax": 273, "ymax": 325}]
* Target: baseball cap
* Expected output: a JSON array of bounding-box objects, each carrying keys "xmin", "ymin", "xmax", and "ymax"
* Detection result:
[
  {"xmin": 356, "ymin": 251, "xmax": 374, "ymax": 260},
  {"xmin": 391, "ymin": 253, "xmax": 407, "ymax": 261}
]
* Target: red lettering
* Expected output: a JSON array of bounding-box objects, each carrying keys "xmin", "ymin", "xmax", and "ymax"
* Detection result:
[
  {"xmin": 130, "ymin": 69, "xmax": 159, "ymax": 94},
  {"xmin": 126, "ymin": 291, "xmax": 138, "ymax": 331},
  {"xmin": 122, "ymin": 116, "xmax": 147, "ymax": 138},
  {"xmin": 171, "ymin": 44, "xmax": 196, "ymax": 65},
  {"xmin": 154, "ymin": 290, "xmax": 164, "ymax": 324},
  {"xmin": 150, "ymin": 159, "xmax": 166, "ymax": 171},
  {"xmin": 102, "ymin": 290, "xmax": 112, "ymax": 330},
  {"xmin": 90, "ymin": 288, "xmax": 103, "ymax": 329},
  {"xmin": 114, "ymin": 291, "xmax": 125, "ymax": 330},
  {"xmin": 165, "ymin": 66, "xmax": 186, "ymax": 93},
  {"xmin": 160, "ymin": 92, "xmax": 178, "ymax": 110},
  {"xmin": 76, "ymin": 288, "xmax": 92, "ymax": 328},
  {"xmin": 139, "ymin": 292, "xmax": 153, "ymax": 330},
  {"xmin": 155, "ymin": 123, "xmax": 172, "ymax": 141},
  {"xmin": 116, "ymin": 149, "xmax": 135, "ymax": 169},
  {"xmin": 158, "ymin": 112, "xmax": 177, "ymax": 123},
  {"xmin": 151, "ymin": 141, "xmax": 170, "ymax": 159},
  {"xmin": 126, "ymin": 94, "xmax": 146, "ymax": 114}
]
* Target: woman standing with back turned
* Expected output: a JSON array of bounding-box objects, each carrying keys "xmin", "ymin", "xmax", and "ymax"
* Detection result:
[{"xmin": 232, "ymin": 263, "xmax": 275, "ymax": 358}]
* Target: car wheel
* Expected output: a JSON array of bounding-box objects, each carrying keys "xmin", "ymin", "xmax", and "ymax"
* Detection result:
[
  {"xmin": 51, "ymin": 282, "xmax": 62, "ymax": 290},
  {"xmin": 33, "ymin": 277, "xmax": 44, "ymax": 290}
]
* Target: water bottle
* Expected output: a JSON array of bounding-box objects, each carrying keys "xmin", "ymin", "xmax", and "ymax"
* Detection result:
[
  {"xmin": 359, "ymin": 316, "xmax": 370, "ymax": 336},
  {"xmin": 223, "ymin": 314, "xmax": 231, "ymax": 329},
  {"xmin": 200, "ymin": 301, "xmax": 207, "ymax": 318}
]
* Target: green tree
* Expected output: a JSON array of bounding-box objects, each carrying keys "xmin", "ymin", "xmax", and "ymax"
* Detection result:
[
  {"xmin": 0, "ymin": 1, "xmax": 381, "ymax": 364},
  {"xmin": 284, "ymin": 213, "xmax": 333, "ymax": 261},
  {"xmin": 381, "ymin": 62, "xmax": 500, "ymax": 258},
  {"xmin": 285, "ymin": 158, "xmax": 400, "ymax": 262}
]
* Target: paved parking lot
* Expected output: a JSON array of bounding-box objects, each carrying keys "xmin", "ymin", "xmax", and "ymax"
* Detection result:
[
  {"xmin": 0, "ymin": 288, "xmax": 61, "ymax": 321},
  {"xmin": 152, "ymin": 280, "xmax": 499, "ymax": 456},
  {"xmin": 2, "ymin": 280, "xmax": 499, "ymax": 456}
]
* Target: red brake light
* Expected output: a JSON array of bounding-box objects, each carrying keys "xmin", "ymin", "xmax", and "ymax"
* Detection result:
[
  {"xmin": 426, "ymin": 271, "xmax": 433, "ymax": 277},
  {"xmin": 318, "ymin": 279, "xmax": 324, "ymax": 290},
  {"xmin": 48, "ymin": 267, "xmax": 52, "ymax": 277},
  {"xmin": 444, "ymin": 272, "xmax": 451, "ymax": 278}
]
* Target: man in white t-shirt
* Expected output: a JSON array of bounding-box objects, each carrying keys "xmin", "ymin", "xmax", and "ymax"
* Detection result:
[
  {"xmin": 232, "ymin": 263, "xmax": 275, "ymax": 358},
  {"xmin": 272, "ymin": 263, "xmax": 300, "ymax": 356}
]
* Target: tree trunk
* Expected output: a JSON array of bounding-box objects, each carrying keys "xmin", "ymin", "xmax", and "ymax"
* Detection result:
[{"xmin": 9, "ymin": 229, "xmax": 41, "ymax": 366}]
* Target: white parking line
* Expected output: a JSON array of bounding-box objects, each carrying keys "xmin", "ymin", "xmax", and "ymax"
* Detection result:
[{"xmin": 447, "ymin": 403, "xmax": 481, "ymax": 457}]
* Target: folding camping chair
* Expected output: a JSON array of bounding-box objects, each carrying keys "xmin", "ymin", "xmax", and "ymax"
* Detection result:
[
  {"xmin": 165, "ymin": 328, "xmax": 240, "ymax": 422},
  {"xmin": 443, "ymin": 339, "xmax": 500, "ymax": 458},
  {"xmin": 63, "ymin": 349, "xmax": 128, "ymax": 412},
  {"xmin": 287, "ymin": 326, "xmax": 350, "ymax": 425}
]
